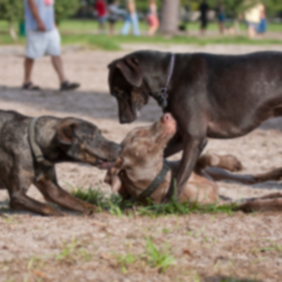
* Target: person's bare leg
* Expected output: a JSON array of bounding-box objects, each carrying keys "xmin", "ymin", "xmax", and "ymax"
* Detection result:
[
  {"xmin": 24, "ymin": 57, "xmax": 35, "ymax": 84},
  {"xmin": 109, "ymin": 23, "xmax": 114, "ymax": 36},
  {"xmin": 51, "ymin": 56, "xmax": 66, "ymax": 84}
]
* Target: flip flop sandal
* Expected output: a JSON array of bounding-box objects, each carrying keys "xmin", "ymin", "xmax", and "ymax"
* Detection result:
[
  {"xmin": 60, "ymin": 81, "xmax": 80, "ymax": 91},
  {"xmin": 22, "ymin": 82, "xmax": 40, "ymax": 91}
]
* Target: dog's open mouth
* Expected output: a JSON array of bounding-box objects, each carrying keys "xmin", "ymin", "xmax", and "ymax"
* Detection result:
[{"xmin": 96, "ymin": 159, "xmax": 114, "ymax": 169}]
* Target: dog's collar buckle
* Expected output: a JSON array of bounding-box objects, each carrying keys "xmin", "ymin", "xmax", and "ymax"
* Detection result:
[{"xmin": 157, "ymin": 54, "xmax": 175, "ymax": 109}]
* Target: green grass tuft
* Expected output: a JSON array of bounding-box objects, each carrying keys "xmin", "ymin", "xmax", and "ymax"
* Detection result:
[
  {"xmin": 71, "ymin": 187, "xmax": 236, "ymax": 217},
  {"xmin": 145, "ymin": 237, "xmax": 176, "ymax": 272}
]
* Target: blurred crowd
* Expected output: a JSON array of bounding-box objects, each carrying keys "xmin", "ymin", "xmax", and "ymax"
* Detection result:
[
  {"xmin": 92, "ymin": 0, "xmax": 268, "ymax": 39},
  {"xmin": 94, "ymin": 0, "xmax": 159, "ymax": 37},
  {"xmin": 200, "ymin": 0, "xmax": 267, "ymax": 39}
]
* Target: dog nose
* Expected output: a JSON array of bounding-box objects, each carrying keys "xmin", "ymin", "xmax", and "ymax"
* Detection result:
[{"xmin": 162, "ymin": 113, "xmax": 173, "ymax": 123}]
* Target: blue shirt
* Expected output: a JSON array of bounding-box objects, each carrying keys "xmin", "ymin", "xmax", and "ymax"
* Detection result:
[{"xmin": 24, "ymin": 0, "xmax": 55, "ymax": 31}]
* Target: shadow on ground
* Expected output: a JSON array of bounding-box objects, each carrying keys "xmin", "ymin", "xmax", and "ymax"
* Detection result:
[
  {"xmin": 1, "ymin": 86, "xmax": 281, "ymax": 130},
  {"xmin": 0, "ymin": 86, "xmax": 162, "ymax": 123}
]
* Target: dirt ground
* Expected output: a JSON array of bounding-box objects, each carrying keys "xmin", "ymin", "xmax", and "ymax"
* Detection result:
[{"xmin": 0, "ymin": 44, "xmax": 282, "ymax": 282}]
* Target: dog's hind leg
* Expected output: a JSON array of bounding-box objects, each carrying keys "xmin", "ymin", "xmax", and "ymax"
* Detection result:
[
  {"xmin": 237, "ymin": 193, "xmax": 282, "ymax": 212},
  {"xmin": 196, "ymin": 154, "xmax": 243, "ymax": 172},
  {"xmin": 204, "ymin": 167, "xmax": 282, "ymax": 184},
  {"xmin": 35, "ymin": 168, "xmax": 97, "ymax": 214}
]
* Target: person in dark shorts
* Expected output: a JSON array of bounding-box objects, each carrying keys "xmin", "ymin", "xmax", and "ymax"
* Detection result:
[
  {"xmin": 199, "ymin": 0, "xmax": 209, "ymax": 35},
  {"xmin": 107, "ymin": 0, "xmax": 124, "ymax": 36}
]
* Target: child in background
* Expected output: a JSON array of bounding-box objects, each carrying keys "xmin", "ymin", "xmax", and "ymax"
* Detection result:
[
  {"xmin": 108, "ymin": 0, "xmax": 124, "ymax": 36},
  {"xmin": 147, "ymin": 0, "xmax": 159, "ymax": 36},
  {"xmin": 95, "ymin": 0, "xmax": 107, "ymax": 33}
]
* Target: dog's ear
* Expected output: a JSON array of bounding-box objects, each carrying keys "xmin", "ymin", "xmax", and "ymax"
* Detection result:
[
  {"xmin": 57, "ymin": 119, "xmax": 78, "ymax": 145},
  {"xmin": 116, "ymin": 57, "xmax": 142, "ymax": 87}
]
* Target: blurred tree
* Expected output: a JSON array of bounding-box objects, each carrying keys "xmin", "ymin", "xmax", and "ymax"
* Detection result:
[
  {"xmin": 0, "ymin": 0, "xmax": 23, "ymax": 41},
  {"xmin": 55, "ymin": 0, "xmax": 81, "ymax": 25},
  {"xmin": 160, "ymin": 0, "xmax": 180, "ymax": 34},
  {"xmin": 263, "ymin": 0, "xmax": 282, "ymax": 17}
]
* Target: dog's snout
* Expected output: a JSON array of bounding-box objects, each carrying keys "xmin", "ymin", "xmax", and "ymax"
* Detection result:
[{"xmin": 162, "ymin": 113, "xmax": 174, "ymax": 124}]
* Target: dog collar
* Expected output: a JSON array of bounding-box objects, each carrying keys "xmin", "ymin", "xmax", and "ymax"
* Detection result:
[
  {"xmin": 28, "ymin": 117, "xmax": 53, "ymax": 167},
  {"xmin": 157, "ymin": 53, "xmax": 175, "ymax": 109},
  {"xmin": 131, "ymin": 160, "xmax": 171, "ymax": 203}
]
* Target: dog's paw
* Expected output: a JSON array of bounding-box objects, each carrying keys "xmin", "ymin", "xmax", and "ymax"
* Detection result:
[{"xmin": 219, "ymin": 154, "xmax": 243, "ymax": 172}]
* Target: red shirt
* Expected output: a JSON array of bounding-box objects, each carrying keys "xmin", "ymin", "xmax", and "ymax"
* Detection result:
[{"xmin": 95, "ymin": 0, "xmax": 106, "ymax": 17}]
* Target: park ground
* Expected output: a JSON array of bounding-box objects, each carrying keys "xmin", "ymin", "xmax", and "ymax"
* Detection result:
[{"xmin": 0, "ymin": 29, "xmax": 282, "ymax": 281}]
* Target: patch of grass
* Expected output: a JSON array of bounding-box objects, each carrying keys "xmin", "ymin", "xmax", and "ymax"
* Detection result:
[
  {"xmin": 60, "ymin": 34, "xmax": 282, "ymax": 50},
  {"xmin": 115, "ymin": 253, "xmax": 135, "ymax": 274},
  {"xmin": 71, "ymin": 187, "xmax": 236, "ymax": 217},
  {"xmin": 252, "ymin": 242, "xmax": 282, "ymax": 254},
  {"xmin": 144, "ymin": 237, "xmax": 176, "ymax": 273},
  {"xmin": 55, "ymin": 237, "xmax": 92, "ymax": 264},
  {"xmin": 114, "ymin": 238, "xmax": 175, "ymax": 273},
  {"xmin": 27, "ymin": 257, "xmax": 45, "ymax": 271},
  {"xmin": 71, "ymin": 187, "xmax": 126, "ymax": 216}
]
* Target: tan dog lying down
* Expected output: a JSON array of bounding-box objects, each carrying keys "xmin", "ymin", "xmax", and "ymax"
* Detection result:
[{"xmin": 106, "ymin": 113, "xmax": 282, "ymax": 212}]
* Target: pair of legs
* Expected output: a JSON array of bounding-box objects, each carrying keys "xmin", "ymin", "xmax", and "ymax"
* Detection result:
[
  {"xmin": 24, "ymin": 56, "xmax": 66, "ymax": 85},
  {"xmin": 98, "ymin": 17, "xmax": 107, "ymax": 33},
  {"xmin": 23, "ymin": 29, "xmax": 79, "ymax": 91},
  {"xmin": 218, "ymin": 21, "xmax": 225, "ymax": 34},
  {"xmin": 247, "ymin": 22, "xmax": 258, "ymax": 39},
  {"xmin": 108, "ymin": 20, "xmax": 116, "ymax": 37},
  {"xmin": 200, "ymin": 19, "xmax": 208, "ymax": 35},
  {"xmin": 121, "ymin": 13, "xmax": 140, "ymax": 36},
  {"xmin": 148, "ymin": 23, "xmax": 159, "ymax": 36}
]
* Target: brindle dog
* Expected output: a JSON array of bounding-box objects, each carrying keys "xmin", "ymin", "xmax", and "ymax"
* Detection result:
[
  {"xmin": 108, "ymin": 51, "xmax": 282, "ymax": 199},
  {"xmin": 105, "ymin": 113, "xmax": 282, "ymax": 212},
  {"xmin": 0, "ymin": 110, "xmax": 120, "ymax": 216}
]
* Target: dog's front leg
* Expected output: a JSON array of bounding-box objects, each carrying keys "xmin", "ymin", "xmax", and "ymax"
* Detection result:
[
  {"xmin": 9, "ymin": 190, "xmax": 63, "ymax": 216},
  {"xmin": 8, "ymin": 170, "xmax": 63, "ymax": 216},
  {"xmin": 174, "ymin": 137, "xmax": 207, "ymax": 198},
  {"xmin": 35, "ymin": 168, "xmax": 97, "ymax": 214}
]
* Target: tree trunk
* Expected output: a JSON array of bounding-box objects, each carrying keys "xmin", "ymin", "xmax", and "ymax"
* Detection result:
[
  {"xmin": 9, "ymin": 21, "xmax": 18, "ymax": 42},
  {"xmin": 160, "ymin": 0, "xmax": 180, "ymax": 35}
]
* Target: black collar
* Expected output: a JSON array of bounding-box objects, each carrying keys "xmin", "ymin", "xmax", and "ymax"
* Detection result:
[
  {"xmin": 130, "ymin": 160, "xmax": 171, "ymax": 203},
  {"xmin": 154, "ymin": 53, "xmax": 175, "ymax": 109}
]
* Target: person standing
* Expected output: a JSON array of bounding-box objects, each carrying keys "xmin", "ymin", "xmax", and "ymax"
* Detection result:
[
  {"xmin": 199, "ymin": 0, "xmax": 209, "ymax": 35},
  {"xmin": 257, "ymin": 3, "xmax": 267, "ymax": 38},
  {"xmin": 216, "ymin": 3, "xmax": 226, "ymax": 34},
  {"xmin": 244, "ymin": 1, "xmax": 263, "ymax": 39},
  {"xmin": 95, "ymin": 0, "xmax": 107, "ymax": 33},
  {"xmin": 23, "ymin": 0, "xmax": 79, "ymax": 90},
  {"xmin": 121, "ymin": 0, "xmax": 140, "ymax": 36},
  {"xmin": 108, "ymin": 0, "xmax": 123, "ymax": 36},
  {"xmin": 147, "ymin": 0, "xmax": 159, "ymax": 36}
]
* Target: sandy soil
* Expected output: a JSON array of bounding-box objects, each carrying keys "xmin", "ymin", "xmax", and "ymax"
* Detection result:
[{"xmin": 0, "ymin": 44, "xmax": 282, "ymax": 282}]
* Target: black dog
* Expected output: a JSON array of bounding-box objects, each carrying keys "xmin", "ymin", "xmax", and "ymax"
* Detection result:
[
  {"xmin": 0, "ymin": 110, "xmax": 120, "ymax": 215},
  {"xmin": 108, "ymin": 50, "xmax": 282, "ymax": 198}
]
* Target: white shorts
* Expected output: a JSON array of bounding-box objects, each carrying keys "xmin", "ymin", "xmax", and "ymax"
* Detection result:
[{"xmin": 26, "ymin": 28, "xmax": 61, "ymax": 59}]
